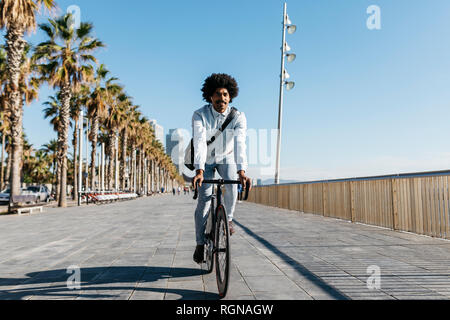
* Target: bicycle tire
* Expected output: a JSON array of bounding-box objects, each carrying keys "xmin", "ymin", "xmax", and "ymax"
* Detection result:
[
  {"xmin": 204, "ymin": 202, "xmax": 215, "ymax": 273},
  {"xmin": 214, "ymin": 205, "xmax": 230, "ymax": 298}
]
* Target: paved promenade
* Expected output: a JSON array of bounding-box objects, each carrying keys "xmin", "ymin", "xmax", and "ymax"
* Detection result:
[{"xmin": 0, "ymin": 193, "xmax": 449, "ymax": 300}]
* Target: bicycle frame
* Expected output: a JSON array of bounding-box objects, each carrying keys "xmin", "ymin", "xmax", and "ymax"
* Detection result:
[{"xmin": 194, "ymin": 178, "xmax": 249, "ymax": 244}]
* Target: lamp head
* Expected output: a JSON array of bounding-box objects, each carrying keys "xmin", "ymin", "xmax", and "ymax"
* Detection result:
[
  {"xmin": 285, "ymin": 81, "xmax": 295, "ymax": 91},
  {"xmin": 287, "ymin": 25, "xmax": 297, "ymax": 34},
  {"xmin": 286, "ymin": 53, "xmax": 296, "ymax": 63}
]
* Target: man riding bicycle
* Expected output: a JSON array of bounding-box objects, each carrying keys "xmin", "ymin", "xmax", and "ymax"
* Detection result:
[{"xmin": 192, "ymin": 73, "xmax": 252, "ymax": 264}]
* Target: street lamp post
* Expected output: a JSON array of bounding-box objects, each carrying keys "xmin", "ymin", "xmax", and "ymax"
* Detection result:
[
  {"xmin": 133, "ymin": 149, "xmax": 137, "ymax": 192},
  {"xmin": 275, "ymin": 2, "xmax": 296, "ymax": 185},
  {"xmin": 115, "ymin": 131, "xmax": 119, "ymax": 191},
  {"xmin": 85, "ymin": 118, "xmax": 89, "ymax": 190}
]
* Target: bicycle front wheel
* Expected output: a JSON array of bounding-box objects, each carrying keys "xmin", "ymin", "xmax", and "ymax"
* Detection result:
[
  {"xmin": 215, "ymin": 205, "xmax": 230, "ymax": 298},
  {"xmin": 204, "ymin": 198, "xmax": 215, "ymax": 273}
]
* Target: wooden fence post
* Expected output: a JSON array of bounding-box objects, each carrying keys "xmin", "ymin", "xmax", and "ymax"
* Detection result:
[
  {"xmin": 323, "ymin": 183, "xmax": 328, "ymax": 217},
  {"xmin": 350, "ymin": 181, "xmax": 356, "ymax": 223},
  {"xmin": 391, "ymin": 178, "xmax": 399, "ymax": 230}
]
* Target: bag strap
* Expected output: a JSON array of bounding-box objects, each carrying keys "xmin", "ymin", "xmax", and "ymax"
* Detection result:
[{"xmin": 206, "ymin": 107, "xmax": 237, "ymax": 146}]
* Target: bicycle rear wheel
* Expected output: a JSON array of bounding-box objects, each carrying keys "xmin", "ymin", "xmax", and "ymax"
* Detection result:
[{"xmin": 214, "ymin": 205, "xmax": 230, "ymax": 298}]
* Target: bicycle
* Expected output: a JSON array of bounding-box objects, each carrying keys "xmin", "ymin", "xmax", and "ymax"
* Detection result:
[{"xmin": 193, "ymin": 179, "xmax": 249, "ymax": 298}]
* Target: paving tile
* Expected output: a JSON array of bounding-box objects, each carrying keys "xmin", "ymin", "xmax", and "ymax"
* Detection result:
[
  {"xmin": 253, "ymin": 291, "xmax": 312, "ymax": 300},
  {"xmin": 243, "ymin": 275, "xmax": 301, "ymax": 293}
]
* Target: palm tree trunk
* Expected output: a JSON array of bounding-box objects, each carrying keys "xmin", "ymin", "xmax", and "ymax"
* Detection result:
[
  {"xmin": 147, "ymin": 159, "xmax": 152, "ymax": 194},
  {"xmin": 149, "ymin": 159, "xmax": 152, "ymax": 194},
  {"xmin": 5, "ymin": 26, "xmax": 26, "ymax": 208},
  {"xmin": 104, "ymin": 155, "xmax": 108, "ymax": 190},
  {"xmin": 164, "ymin": 169, "xmax": 167, "ymax": 192},
  {"xmin": 164, "ymin": 170, "xmax": 166, "ymax": 192},
  {"xmin": 145, "ymin": 157, "xmax": 148, "ymax": 195},
  {"xmin": 160, "ymin": 167, "xmax": 163, "ymax": 192},
  {"xmin": 0, "ymin": 132, "xmax": 5, "ymax": 191},
  {"xmin": 58, "ymin": 82, "xmax": 72, "ymax": 207},
  {"xmin": 136, "ymin": 150, "xmax": 141, "ymax": 193},
  {"xmin": 142, "ymin": 153, "xmax": 145, "ymax": 193},
  {"xmin": 55, "ymin": 153, "xmax": 61, "ymax": 202},
  {"xmin": 150, "ymin": 159, "xmax": 154, "ymax": 193},
  {"xmin": 132, "ymin": 144, "xmax": 136, "ymax": 192},
  {"xmin": 154, "ymin": 160, "xmax": 157, "ymax": 192},
  {"xmin": 138, "ymin": 149, "xmax": 142, "ymax": 194},
  {"xmin": 153, "ymin": 160, "xmax": 156, "ymax": 192},
  {"xmin": 120, "ymin": 129, "xmax": 127, "ymax": 190},
  {"xmin": 73, "ymin": 119, "xmax": 78, "ymax": 201},
  {"xmin": 115, "ymin": 132, "xmax": 119, "ymax": 190},
  {"xmin": 5, "ymin": 151, "xmax": 11, "ymax": 186},
  {"xmin": 156, "ymin": 162, "xmax": 161, "ymax": 191},
  {"xmin": 108, "ymin": 132, "xmax": 114, "ymax": 190},
  {"xmin": 90, "ymin": 114, "xmax": 99, "ymax": 190},
  {"xmin": 154, "ymin": 161, "xmax": 157, "ymax": 192},
  {"xmin": 158, "ymin": 164, "xmax": 161, "ymax": 192},
  {"xmin": 52, "ymin": 158, "xmax": 56, "ymax": 193}
]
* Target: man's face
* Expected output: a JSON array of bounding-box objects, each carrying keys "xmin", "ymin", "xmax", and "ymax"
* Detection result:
[{"xmin": 211, "ymin": 88, "xmax": 230, "ymax": 114}]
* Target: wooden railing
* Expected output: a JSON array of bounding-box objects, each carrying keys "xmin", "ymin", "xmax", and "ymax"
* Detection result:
[{"xmin": 248, "ymin": 170, "xmax": 450, "ymax": 240}]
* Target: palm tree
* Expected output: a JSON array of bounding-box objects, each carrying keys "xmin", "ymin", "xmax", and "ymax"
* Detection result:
[
  {"xmin": 0, "ymin": 0, "xmax": 56, "ymax": 204},
  {"xmin": 139, "ymin": 119, "xmax": 156, "ymax": 193},
  {"xmin": 41, "ymin": 139, "xmax": 58, "ymax": 193},
  {"xmin": 4, "ymin": 42, "xmax": 39, "ymax": 199},
  {"xmin": 127, "ymin": 107, "xmax": 144, "ymax": 192},
  {"xmin": 22, "ymin": 137, "xmax": 52, "ymax": 184},
  {"xmin": 104, "ymin": 89, "xmax": 128, "ymax": 190},
  {"xmin": 120, "ymin": 103, "xmax": 137, "ymax": 190},
  {"xmin": 34, "ymin": 14, "xmax": 103, "ymax": 207},
  {"xmin": 21, "ymin": 133, "xmax": 34, "ymax": 182},
  {"xmin": 70, "ymin": 85, "xmax": 89, "ymax": 199},
  {"xmin": 97, "ymin": 130, "xmax": 109, "ymax": 190},
  {"xmin": 43, "ymin": 94, "xmax": 61, "ymax": 200},
  {"xmin": 86, "ymin": 64, "xmax": 120, "ymax": 190},
  {"xmin": 28, "ymin": 149, "xmax": 52, "ymax": 183}
]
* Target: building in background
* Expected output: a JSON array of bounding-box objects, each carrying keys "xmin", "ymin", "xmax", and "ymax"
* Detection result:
[
  {"xmin": 149, "ymin": 119, "xmax": 164, "ymax": 148},
  {"xmin": 166, "ymin": 129, "xmax": 185, "ymax": 173}
]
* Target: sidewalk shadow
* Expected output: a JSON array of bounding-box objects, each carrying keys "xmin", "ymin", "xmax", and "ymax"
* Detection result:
[
  {"xmin": 234, "ymin": 220, "xmax": 350, "ymax": 300},
  {"xmin": 0, "ymin": 266, "xmax": 218, "ymax": 300}
]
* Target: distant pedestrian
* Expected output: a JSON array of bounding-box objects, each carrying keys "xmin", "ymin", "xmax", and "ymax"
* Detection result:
[
  {"xmin": 173, "ymin": 187, "xmax": 176, "ymax": 196},
  {"xmin": 177, "ymin": 186, "xmax": 181, "ymax": 195},
  {"xmin": 237, "ymin": 183, "xmax": 243, "ymax": 203}
]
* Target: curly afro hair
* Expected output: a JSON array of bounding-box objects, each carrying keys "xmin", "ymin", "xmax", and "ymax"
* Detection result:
[{"xmin": 201, "ymin": 73, "xmax": 239, "ymax": 103}]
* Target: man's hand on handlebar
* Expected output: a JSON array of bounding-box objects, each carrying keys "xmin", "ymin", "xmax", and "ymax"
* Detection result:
[
  {"xmin": 193, "ymin": 169, "xmax": 204, "ymax": 190},
  {"xmin": 238, "ymin": 170, "xmax": 252, "ymax": 192}
]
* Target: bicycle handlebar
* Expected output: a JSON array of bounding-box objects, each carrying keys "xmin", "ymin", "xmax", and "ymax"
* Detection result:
[{"xmin": 193, "ymin": 179, "xmax": 249, "ymax": 201}]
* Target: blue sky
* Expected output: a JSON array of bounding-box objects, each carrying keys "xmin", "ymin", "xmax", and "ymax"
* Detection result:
[{"xmin": 11, "ymin": 0, "xmax": 450, "ymax": 181}]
